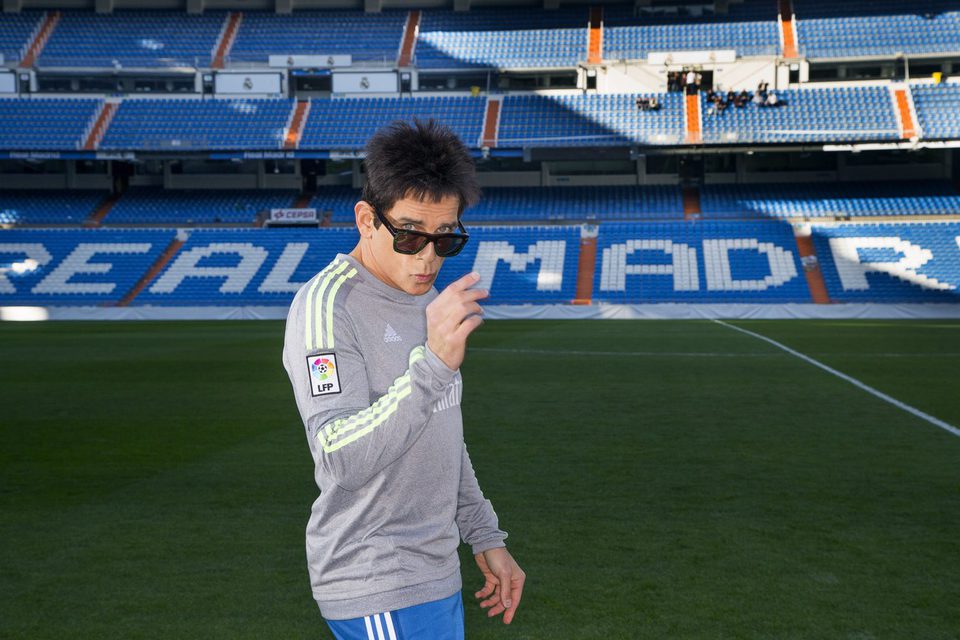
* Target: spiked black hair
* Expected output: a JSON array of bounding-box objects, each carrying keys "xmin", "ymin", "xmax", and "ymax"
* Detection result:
[{"xmin": 361, "ymin": 119, "xmax": 480, "ymax": 226}]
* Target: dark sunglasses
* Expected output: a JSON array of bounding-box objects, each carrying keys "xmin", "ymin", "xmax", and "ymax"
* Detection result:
[{"xmin": 373, "ymin": 206, "xmax": 470, "ymax": 257}]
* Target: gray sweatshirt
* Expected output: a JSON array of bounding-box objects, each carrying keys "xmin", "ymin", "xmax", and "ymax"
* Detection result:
[{"xmin": 282, "ymin": 253, "xmax": 507, "ymax": 620}]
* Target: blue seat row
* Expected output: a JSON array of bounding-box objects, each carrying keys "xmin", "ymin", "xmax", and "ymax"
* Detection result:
[{"xmin": 5, "ymin": 222, "xmax": 957, "ymax": 305}]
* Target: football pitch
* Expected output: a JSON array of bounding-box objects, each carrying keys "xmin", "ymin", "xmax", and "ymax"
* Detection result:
[{"xmin": 2, "ymin": 319, "xmax": 959, "ymax": 639}]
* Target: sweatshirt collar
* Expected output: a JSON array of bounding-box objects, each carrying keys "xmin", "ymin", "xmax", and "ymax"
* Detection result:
[{"xmin": 336, "ymin": 253, "xmax": 435, "ymax": 306}]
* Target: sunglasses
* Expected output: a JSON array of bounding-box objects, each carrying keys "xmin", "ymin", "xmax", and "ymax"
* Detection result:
[{"xmin": 373, "ymin": 206, "xmax": 470, "ymax": 257}]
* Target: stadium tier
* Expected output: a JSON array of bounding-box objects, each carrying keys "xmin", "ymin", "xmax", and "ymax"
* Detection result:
[
  {"xmin": 38, "ymin": 11, "xmax": 226, "ymax": 68},
  {"xmin": 700, "ymin": 86, "xmax": 899, "ymax": 144},
  {"xmin": 0, "ymin": 228, "xmax": 175, "ymax": 305},
  {"xmin": 415, "ymin": 8, "xmax": 586, "ymax": 69},
  {"xmin": 469, "ymin": 186, "xmax": 684, "ymax": 222},
  {"xmin": 700, "ymin": 181, "xmax": 960, "ymax": 219},
  {"xmin": 229, "ymin": 10, "xmax": 408, "ymax": 65},
  {"xmin": 105, "ymin": 188, "xmax": 299, "ymax": 225},
  {"xmin": 3, "ymin": 3, "xmax": 960, "ymax": 71},
  {"xmin": 498, "ymin": 93, "xmax": 684, "ymax": 146},
  {"xmin": 299, "ymin": 97, "xmax": 486, "ymax": 150},
  {"xmin": 3, "ymin": 222, "xmax": 959, "ymax": 306},
  {"xmin": 0, "ymin": 85, "xmax": 958, "ymax": 152},
  {"xmin": 794, "ymin": 0, "xmax": 960, "ymax": 59},
  {"xmin": 603, "ymin": 1, "xmax": 780, "ymax": 60},
  {"xmin": 812, "ymin": 222, "xmax": 960, "ymax": 302},
  {"xmin": 0, "ymin": 190, "xmax": 108, "ymax": 225},
  {"xmin": 0, "ymin": 10, "xmax": 42, "ymax": 65},
  {"xmin": 910, "ymin": 83, "xmax": 960, "ymax": 141},
  {"xmin": 99, "ymin": 98, "xmax": 293, "ymax": 150},
  {"xmin": 0, "ymin": 98, "xmax": 102, "ymax": 150}
]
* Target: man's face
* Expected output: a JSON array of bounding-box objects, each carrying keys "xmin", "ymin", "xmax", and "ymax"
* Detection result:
[{"xmin": 363, "ymin": 193, "xmax": 461, "ymax": 296}]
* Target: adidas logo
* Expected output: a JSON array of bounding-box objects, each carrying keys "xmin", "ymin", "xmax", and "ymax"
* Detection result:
[{"xmin": 383, "ymin": 324, "xmax": 402, "ymax": 344}]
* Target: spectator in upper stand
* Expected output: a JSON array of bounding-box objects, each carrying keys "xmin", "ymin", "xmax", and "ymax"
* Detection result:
[
  {"xmin": 706, "ymin": 89, "xmax": 717, "ymax": 103},
  {"xmin": 736, "ymin": 90, "xmax": 750, "ymax": 107},
  {"xmin": 716, "ymin": 97, "xmax": 728, "ymax": 114},
  {"xmin": 752, "ymin": 90, "xmax": 764, "ymax": 106},
  {"xmin": 648, "ymin": 96, "xmax": 659, "ymax": 111},
  {"xmin": 766, "ymin": 91, "xmax": 779, "ymax": 107},
  {"xmin": 685, "ymin": 69, "xmax": 697, "ymax": 95}
]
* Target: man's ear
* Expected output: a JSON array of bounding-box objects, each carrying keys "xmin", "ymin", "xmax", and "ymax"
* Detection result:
[{"xmin": 355, "ymin": 201, "xmax": 375, "ymax": 239}]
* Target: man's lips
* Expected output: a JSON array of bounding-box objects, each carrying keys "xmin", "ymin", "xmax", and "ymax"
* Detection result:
[{"xmin": 413, "ymin": 273, "xmax": 436, "ymax": 283}]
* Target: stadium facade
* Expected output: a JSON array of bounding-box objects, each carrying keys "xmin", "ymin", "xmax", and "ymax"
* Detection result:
[{"xmin": 1, "ymin": 0, "xmax": 960, "ymax": 319}]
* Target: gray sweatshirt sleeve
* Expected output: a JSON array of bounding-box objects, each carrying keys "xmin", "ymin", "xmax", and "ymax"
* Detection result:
[
  {"xmin": 456, "ymin": 442, "xmax": 508, "ymax": 554},
  {"xmin": 287, "ymin": 300, "xmax": 457, "ymax": 492}
]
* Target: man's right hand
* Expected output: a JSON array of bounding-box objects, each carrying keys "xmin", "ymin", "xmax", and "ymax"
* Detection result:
[{"xmin": 426, "ymin": 272, "xmax": 488, "ymax": 370}]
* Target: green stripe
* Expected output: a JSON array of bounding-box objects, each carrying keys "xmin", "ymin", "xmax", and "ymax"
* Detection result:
[
  {"xmin": 304, "ymin": 261, "xmax": 337, "ymax": 351},
  {"xmin": 317, "ymin": 346, "xmax": 427, "ymax": 454},
  {"xmin": 312, "ymin": 260, "xmax": 348, "ymax": 350},
  {"xmin": 324, "ymin": 268, "xmax": 357, "ymax": 349},
  {"xmin": 321, "ymin": 385, "xmax": 414, "ymax": 453}
]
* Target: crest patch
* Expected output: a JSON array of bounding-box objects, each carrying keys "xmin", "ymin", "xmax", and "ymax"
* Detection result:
[{"xmin": 306, "ymin": 352, "xmax": 342, "ymax": 397}]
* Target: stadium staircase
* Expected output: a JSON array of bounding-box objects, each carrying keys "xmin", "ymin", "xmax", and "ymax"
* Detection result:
[
  {"xmin": 794, "ymin": 228, "xmax": 831, "ymax": 304},
  {"xmin": 481, "ymin": 96, "xmax": 502, "ymax": 148},
  {"xmin": 84, "ymin": 192, "xmax": 123, "ymax": 227},
  {"xmin": 573, "ymin": 229, "xmax": 598, "ymax": 305},
  {"xmin": 20, "ymin": 10, "xmax": 59, "ymax": 68},
  {"xmin": 587, "ymin": 6, "xmax": 603, "ymax": 65},
  {"xmin": 891, "ymin": 85, "xmax": 920, "ymax": 140},
  {"xmin": 683, "ymin": 187, "xmax": 702, "ymax": 221},
  {"xmin": 284, "ymin": 100, "xmax": 310, "ymax": 150},
  {"xmin": 82, "ymin": 101, "xmax": 118, "ymax": 151},
  {"xmin": 397, "ymin": 10, "xmax": 420, "ymax": 67},
  {"xmin": 778, "ymin": 0, "xmax": 799, "ymax": 59},
  {"xmin": 117, "ymin": 235, "xmax": 185, "ymax": 306},
  {"xmin": 685, "ymin": 93, "xmax": 702, "ymax": 144},
  {"xmin": 212, "ymin": 12, "xmax": 242, "ymax": 69}
]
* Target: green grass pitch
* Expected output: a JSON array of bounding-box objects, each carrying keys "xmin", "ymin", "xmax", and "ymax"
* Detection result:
[{"xmin": 2, "ymin": 319, "xmax": 959, "ymax": 639}]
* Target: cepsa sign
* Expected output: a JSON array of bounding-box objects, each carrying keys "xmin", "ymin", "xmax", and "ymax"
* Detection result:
[{"xmin": 270, "ymin": 208, "xmax": 318, "ymax": 224}]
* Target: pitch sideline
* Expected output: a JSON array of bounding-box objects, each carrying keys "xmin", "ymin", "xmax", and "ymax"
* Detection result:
[{"xmin": 712, "ymin": 320, "xmax": 960, "ymax": 439}]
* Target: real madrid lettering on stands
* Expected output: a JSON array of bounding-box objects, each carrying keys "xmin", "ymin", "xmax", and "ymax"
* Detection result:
[{"xmin": 2, "ymin": 224, "xmax": 959, "ymax": 305}]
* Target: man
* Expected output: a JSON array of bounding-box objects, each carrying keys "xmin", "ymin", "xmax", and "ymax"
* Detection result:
[{"xmin": 282, "ymin": 119, "xmax": 525, "ymax": 639}]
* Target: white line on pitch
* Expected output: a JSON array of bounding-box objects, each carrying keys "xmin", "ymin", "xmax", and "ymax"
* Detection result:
[{"xmin": 712, "ymin": 320, "xmax": 960, "ymax": 439}]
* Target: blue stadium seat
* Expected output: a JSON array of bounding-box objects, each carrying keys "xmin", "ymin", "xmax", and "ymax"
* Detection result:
[
  {"xmin": 100, "ymin": 98, "xmax": 293, "ymax": 150},
  {"xmin": 0, "ymin": 98, "xmax": 102, "ymax": 150},
  {"xmin": 0, "ymin": 190, "xmax": 108, "ymax": 225},
  {"xmin": 38, "ymin": 10, "xmax": 226, "ymax": 68},
  {"xmin": 910, "ymin": 83, "xmax": 960, "ymax": 140},
  {"xmin": 0, "ymin": 11, "xmax": 43, "ymax": 64},
  {"xmin": 107, "ymin": 188, "xmax": 299, "ymax": 224}
]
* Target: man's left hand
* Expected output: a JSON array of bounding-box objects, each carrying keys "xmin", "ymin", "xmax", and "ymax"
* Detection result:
[{"xmin": 474, "ymin": 547, "xmax": 525, "ymax": 624}]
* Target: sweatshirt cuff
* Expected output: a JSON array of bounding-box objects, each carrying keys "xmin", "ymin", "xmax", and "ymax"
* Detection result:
[
  {"xmin": 470, "ymin": 538, "xmax": 507, "ymax": 556},
  {"xmin": 421, "ymin": 344, "xmax": 458, "ymax": 388}
]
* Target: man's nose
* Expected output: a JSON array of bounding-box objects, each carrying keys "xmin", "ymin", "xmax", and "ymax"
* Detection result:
[{"xmin": 418, "ymin": 239, "xmax": 437, "ymax": 261}]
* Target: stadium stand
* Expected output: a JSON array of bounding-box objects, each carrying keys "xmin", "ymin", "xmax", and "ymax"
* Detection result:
[
  {"xmin": 36, "ymin": 10, "xmax": 225, "ymax": 68},
  {"xmin": 910, "ymin": 83, "xmax": 960, "ymax": 141},
  {"xmin": 812, "ymin": 222, "xmax": 960, "ymax": 302},
  {"xmin": 299, "ymin": 96, "xmax": 486, "ymax": 150},
  {"xmin": 0, "ymin": 98, "xmax": 102, "ymax": 150},
  {"xmin": 592, "ymin": 221, "xmax": 811, "ymax": 303},
  {"xmin": 604, "ymin": 1, "xmax": 780, "ymax": 60},
  {"xmin": 793, "ymin": 0, "xmax": 960, "ymax": 59},
  {"xmin": 0, "ymin": 190, "xmax": 108, "ymax": 225},
  {"xmin": 0, "ymin": 228, "xmax": 175, "ymax": 305},
  {"xmin": 133, "ymin": 227, "xmax": 360, "ymax": 306},
  {"xmin": 700, "ymin": 86, "xmax": 899, "ymax": 143},
  {"xmin": 105, "ymin": 188, "xmax": 299, "ymax": 225},
  {"xmin": 415, "ymin": 8, "xmax": 585, "ymax": 69},
  {"xmin": 432, "ymin": 225, "xmax": 581, "ymax": 304},
  {"xmin": 229, "ymin": 10, "xmax": 408, "ymax": 65},
  {"xmin": 700, "ymin": 181, "xmax": 960, "ymax": 218},
  {"xmin": 99, "ymin": 98, "xmax": 292, "ymax": 150},
  {"xmin": 469, "ymin": 186, "xmax": 683, "ymax": 221},
  {"xmin": 0, "ymin": 11, "xmax": 41, "ymax": 64},
  {"xmin": 498, "ymin": 93, "xmax": 684, "ymax": 147},
  {"xmin": 3, "ymin": 222, "xmax": 959, "ymax": 306}
]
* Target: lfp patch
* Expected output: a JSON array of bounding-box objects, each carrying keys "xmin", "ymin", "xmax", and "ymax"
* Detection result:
[{"xmin": 306, "ymin": 353, "xmax": 341, "ymax": 397}]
